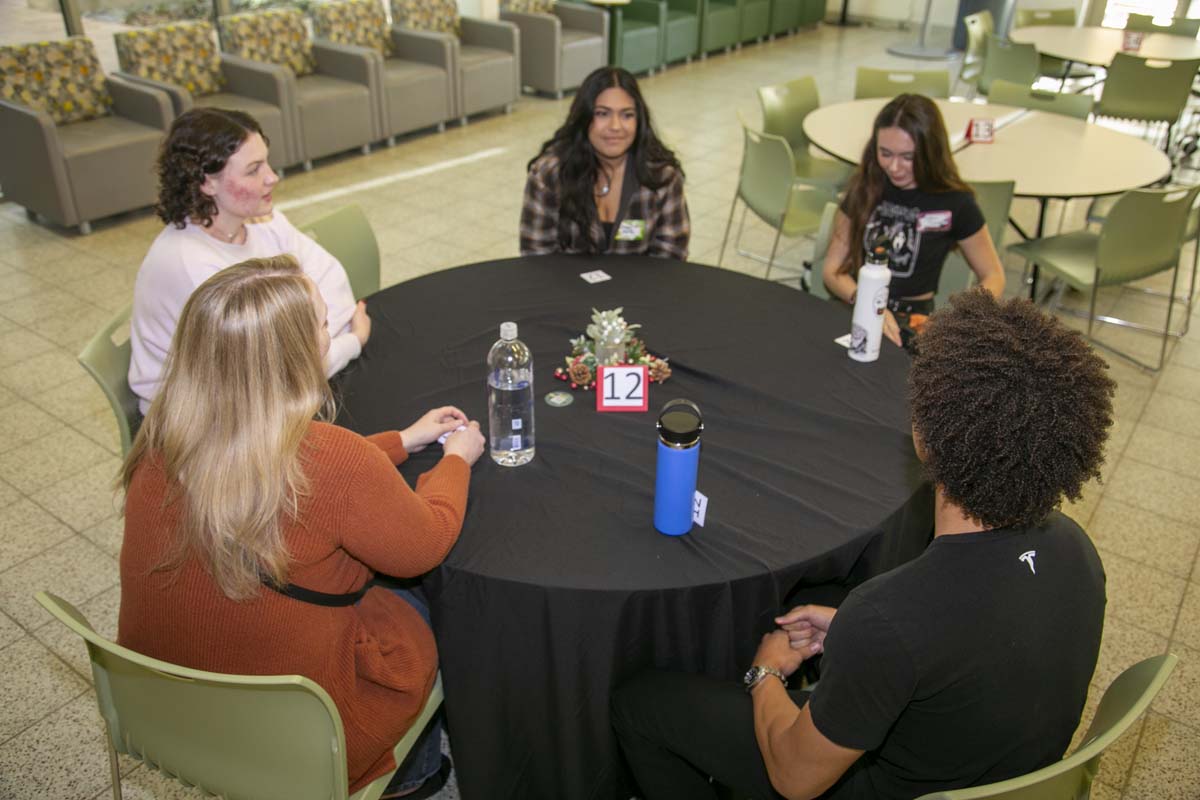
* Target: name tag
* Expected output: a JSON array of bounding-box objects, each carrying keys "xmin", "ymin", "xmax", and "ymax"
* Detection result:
[
  {"xmin": 917, "ymin": 211, "xmax": 952, "ymax": 232},
  {"xmin": 616, "ymin": 220, "xmax": 646, "ymax": 241},
  {"xmin": 596, "ymin": 365, "xmax": 648, "ymax": 412}
]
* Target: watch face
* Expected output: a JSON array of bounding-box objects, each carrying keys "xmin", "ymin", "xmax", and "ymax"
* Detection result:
[{"xmin": 743, "ymin": 666, "xmax": 761, "ymax": 686}]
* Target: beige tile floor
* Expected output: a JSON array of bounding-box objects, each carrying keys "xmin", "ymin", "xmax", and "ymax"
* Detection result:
[{"xmin": 1, "ymin": 14, "xmax": 1200, "ymax": 800}]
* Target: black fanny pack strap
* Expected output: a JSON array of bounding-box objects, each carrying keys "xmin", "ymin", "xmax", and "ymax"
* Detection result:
[{"xmin": 261, "ymin": 577, "xmax": 368, "ymax": 607}]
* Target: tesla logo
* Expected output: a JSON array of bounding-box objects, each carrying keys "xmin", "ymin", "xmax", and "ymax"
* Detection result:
[{"xmin": 1019, "ymin": 551, "xmax": 1037, "ymax": 575}]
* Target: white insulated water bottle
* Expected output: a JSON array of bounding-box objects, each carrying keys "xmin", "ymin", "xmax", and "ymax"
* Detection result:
[{"xmin": 849, "ymin": 246, "xmax": 892, "ymax": 363}]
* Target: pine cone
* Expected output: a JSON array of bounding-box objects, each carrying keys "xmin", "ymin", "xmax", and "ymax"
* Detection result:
[
  {"xmin": 568, "ymin": 361, "xmax": 593, "ymax": 387},
  {"xmin": 648, "ymin": 358, "xmax": 671, "ymax": 383}
]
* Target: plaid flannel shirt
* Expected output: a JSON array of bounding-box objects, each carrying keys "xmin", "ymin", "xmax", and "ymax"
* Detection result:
[{"xmin": 519, "ymin": 154, "xmax": 690, "ymax": 259}]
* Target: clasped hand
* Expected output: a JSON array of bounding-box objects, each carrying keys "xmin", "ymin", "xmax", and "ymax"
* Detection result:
[
  {"xmin": 752, "ymin": 604, "xmax": 837, "ymax": 679},
  {"xmin": 400, "ymin": 406, "xmax": 485, "ymax": 465}
]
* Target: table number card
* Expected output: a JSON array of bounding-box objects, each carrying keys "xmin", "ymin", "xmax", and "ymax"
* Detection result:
[
  {"xmin": 965, "ymin": 118, "xmax": 994, "ymax": 144},
  {"xmin": 1122, "ymin": 30, "xmax": 1144, "ymax": 52},
  {"xmin": 596, "ymin": 365, "xmax": 648, "ymax": 412}
]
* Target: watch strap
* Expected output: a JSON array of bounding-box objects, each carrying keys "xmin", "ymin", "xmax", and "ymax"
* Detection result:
[{"xmin": 745, "ymin": 665, "xmax": 787, "ymax": 693}]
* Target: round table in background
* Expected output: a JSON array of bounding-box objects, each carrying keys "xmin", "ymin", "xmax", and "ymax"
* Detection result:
[
  {"xmin": 336, "ymin": 255, "xmax": 932, "ymax": 800},
  {"xmin": 1009, "ymin": 25, "xmax": 1200, "ymax": 67}
]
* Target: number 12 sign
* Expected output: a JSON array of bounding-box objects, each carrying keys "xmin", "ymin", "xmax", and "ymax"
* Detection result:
[{"xmin": 596, "ymin": 365, "xmax": 648, "ymax": 412}]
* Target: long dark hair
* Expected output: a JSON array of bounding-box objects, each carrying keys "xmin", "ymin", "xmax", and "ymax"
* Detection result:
[
  {"xmin": 838, "ymin": 94, "xmax": 970, "ymax": 276},
  {"xmin": 528, "ymin": 67, "xmax": 683, "ymax": 254},
  {"xmin": 155, "ymin": 107, "xmax": 268, "ymax": 229}
]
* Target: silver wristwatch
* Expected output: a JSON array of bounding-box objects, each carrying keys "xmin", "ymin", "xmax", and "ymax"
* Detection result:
[{"xmin": 743, "ymin": 664, "xmax": 787, "ymax": 693}]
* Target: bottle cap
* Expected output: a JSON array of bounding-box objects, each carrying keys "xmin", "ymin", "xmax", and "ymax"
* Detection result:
[
  {"xmin": 500, "ymin": 321, "xmax": 518, "ymax": 341},
  {"xmin": 656, "ymin": 399, "xmax": 703, "ymax": 446}
]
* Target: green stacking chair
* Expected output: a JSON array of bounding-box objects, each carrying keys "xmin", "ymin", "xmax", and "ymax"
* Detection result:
[
  {"xmin": 805, "ymin": 200, "xmax": 839, "ymax": 299},
  {"xmin": 769, "ymin": 0, "xmax": 802, "ymax": 37},
  {"xmin": 36, "ymin": 590, "xmax": 446, "ymax": 800},
  {"xmin": 739, "ymin": 0, "xmax": 771, "ymax": 43},
  {"xmin": 661, "ymin": 0, "xmax": 702, "ymax": 63},
  {"xmin": 1126, "ymin": 13, "xmax": 1200, "ymax": 38},
  {"xmin": 978, "ymin": 35, "xmax": 1039, "ymax": 96},
  {"xmin": 854, "ymin": 67, "xmax": 950, "ymax": 99},
  {"xmin": 605, "ymin": 0, "xmax": 667, "ymax": 74},
  {"xmin": 699, "ymin": 0, "xmax": 741, "ymax": 55},
  {"xmin": 1095, "ymin": 53, "xmax": 1200, "ymax": 152},
  {"xmin": 1013, "ymin": 7, "xmax": 1096, "ymax": 87},
  {"xmin": 1009, "ymin": 185, "xmax": 1200, "ymax": 371},
  {"xmin": 719, "ymin": 116, "xmax": 838, "ymax": 280},
  {"xmin": 78, "ymin": 304, "xmax": 139, "ymax": 457},
  {"xmin": 758, "ymin": 76, "xmax": 853, "ymax": 191},
  {"xmin": 957, "ymin": 10, "xmax": 993, "ymax": 96},
  {"xmin": 934, "ymin": 180, "xmax": 1014, "ymax": 308},
  {"xmin": 300, "ymin": 205, "xmax": 381, "ymax": 301},
  {"xmin": 915, "ymin": 654, "xmax": 1179, "ymax": 800},
  {"xmin": 988, "ymin": 79, "xmax": 1092, "ymax": 119}
]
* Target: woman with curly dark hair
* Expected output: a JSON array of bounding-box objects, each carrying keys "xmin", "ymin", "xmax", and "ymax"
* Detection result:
[
  {"xmin": 822, "ymin": 94, "xmax": 1005, "ymax": 347},
  {"xmin": 129, "ymin": 108, "xmax": 370, "ymax": 413},
  {"xmin": 614, "ymin": 289, "xmax": 1114, "ymax": 800},
  {"xmin": 520, "ymin": 67, "xmax": 689, "ymax": 259}
]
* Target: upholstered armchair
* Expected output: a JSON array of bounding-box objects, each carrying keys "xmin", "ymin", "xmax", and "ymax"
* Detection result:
[
  {"xmin": 499, "ymin": 0, "xmax": 606, "ymax": 99},
  {"xmin": 313, "ymin": 0, "xmax": 455, "ymax": 142},
  {"xmin": 114, "ymin": 21, "xmax": 295, "ymax": 170},
  {"xmin": 218, "ymin": 8, "xmax": 379, "ymax": 168},
  {"xmin": 0, "ymin": 37, "xmax": 172, "ymax": 234},
  {"xmin": 392, "ymin": 0, "xmax": 520, "ymax": 123}
]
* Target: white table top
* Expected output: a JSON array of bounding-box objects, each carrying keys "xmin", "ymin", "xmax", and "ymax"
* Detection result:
[
  {"xmin": 1010, "ymin": 25, "xmax": 1200, "ymax": 66},
  {"xmin": 802, "ymin": 98, "xmax": 1171, "ymax": 200}
]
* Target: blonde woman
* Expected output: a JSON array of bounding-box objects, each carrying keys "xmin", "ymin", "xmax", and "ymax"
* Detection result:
[{"xmin": 118, "ymin": 255, "xmax": 484, "ymax": 799}]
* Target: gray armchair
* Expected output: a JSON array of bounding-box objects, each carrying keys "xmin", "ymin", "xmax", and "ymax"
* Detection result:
[
  {"xmin": 312, "ymin": 0, "xmax": 455, "ymax": 143},
  {"xmin": 0, "ymin": 37, "xmax": 172, "ymax": 234},
  {"xmin": 219, "ymin": 8, "xmax": 379, "ymax": 168},
  {"xmin": 392, "ymin": 0, "xmax": 521, "ymax": 123},
  {"xmin": 113, "ymin": 21, "xmax": 296, "ymax": 170},
  {"xmin": 500, "ymin": 0, "xmax": 607, "ymax": 99}
]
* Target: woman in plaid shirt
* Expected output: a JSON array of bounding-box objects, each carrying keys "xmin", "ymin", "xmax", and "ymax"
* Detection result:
[{"xmin": 520, "ymin": 67, "xmax": 690, "ymax": 259}]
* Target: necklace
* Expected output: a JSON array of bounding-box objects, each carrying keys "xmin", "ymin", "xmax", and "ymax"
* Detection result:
[
  {"xmin": 210, "ymin": 223, "xmax": 244, "ymax": 243},
  {"xmin": 596, "ymin": 175, "xmax": 611, "ymax": 197}
]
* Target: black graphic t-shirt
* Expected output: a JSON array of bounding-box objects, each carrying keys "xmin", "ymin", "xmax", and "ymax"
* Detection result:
[{"xmin": 853, "ymin": 184, "xmax": 986, "ymax": 299}]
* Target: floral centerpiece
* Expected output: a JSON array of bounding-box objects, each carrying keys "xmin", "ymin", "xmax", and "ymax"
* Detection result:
[{"xmin": 554, "ymin": 307, "xmax": 672, "ymax": 390}]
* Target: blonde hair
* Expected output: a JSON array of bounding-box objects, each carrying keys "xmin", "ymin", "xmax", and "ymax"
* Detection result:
[{"xmin": 122, "ymin": 255, "xmax": 335, "ymax": 600}]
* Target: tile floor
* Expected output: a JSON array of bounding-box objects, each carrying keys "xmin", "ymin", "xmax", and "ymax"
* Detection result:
[{"xmin": 1, "ymin": 14, "xmax": 1199, "ymax": 800}]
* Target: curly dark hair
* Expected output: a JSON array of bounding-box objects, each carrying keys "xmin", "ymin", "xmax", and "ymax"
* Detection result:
[
  {"xmin": 155, "ymin": 108, "xmax": 268, "ymax": 229},
  {"xmin": 909, "ymin": 288, "xmax": 1115, "ymax": 529},
  {"xmin": 528, "ymin": 66, "xmax": 683, "ymax": 254}
]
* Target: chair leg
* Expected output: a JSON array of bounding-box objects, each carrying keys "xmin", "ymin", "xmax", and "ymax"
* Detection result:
[
  {"xmin": 105, "ymin": 730, "xmax": 124, "ymax": 800},
  {"xmin": 1086, "ymin": 283, "xmax": 1098, "ymax": 340},
  {"xmin": 765, "ymin": 228, "xmax": 782, "ymax": 280},
  {"xmin": 437, "ymin": 121, "xmax": 446, "ymax": 133},
  {"xmin": 1183, "ymin": 236, "xmax": 1199, "ymax": 337},
  {"xmin": 78, "ymin": 221, "xmax": 92, "ymax": 235},
  {"xmin": 717, "ymin": 196, "xmax": 739, "ymax": 266},
  {"xmin": 1160, "ymin": 263, "xmax": 1180, "ymax": 370},
  {"xmin": 734, "ymin": 205, "xmax": 749, "ymax": 256}
]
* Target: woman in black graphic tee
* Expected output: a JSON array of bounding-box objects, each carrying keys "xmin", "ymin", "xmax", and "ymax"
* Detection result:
[{"xmin": 821, "ymin": 94, "xmax": 1005, "ymax": 346}]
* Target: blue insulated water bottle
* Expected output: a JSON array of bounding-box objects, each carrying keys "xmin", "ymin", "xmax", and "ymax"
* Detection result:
[{"xmin": 654, "ymin": 399, "xmax": 703, "ymax": 536}]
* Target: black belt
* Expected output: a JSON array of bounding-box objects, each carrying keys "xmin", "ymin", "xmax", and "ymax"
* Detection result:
[{"xmin": 887, "ymin": 297, "xmax": 935, "ymax": 316}]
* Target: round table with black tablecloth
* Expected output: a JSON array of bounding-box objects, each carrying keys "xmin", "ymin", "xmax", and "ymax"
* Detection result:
[{"xmin": 334, "ymin": 255, "xmax": 933, "ymax": 800}]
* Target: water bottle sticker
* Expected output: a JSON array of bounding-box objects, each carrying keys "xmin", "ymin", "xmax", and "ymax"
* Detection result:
[
  {"xmin": 511, "ymin": 435, "xmax": 521, "ymax": 449},
  {"xmin": 512, "ymin": 419, "xmax": 522, "ymax": 430},
  {"xmin": 595, "ymin": 365, "xmax": 649, "ymax": 413},
  {"xmin": 693, "ymin": 491, "xmax": 708, "ymax": 527}
]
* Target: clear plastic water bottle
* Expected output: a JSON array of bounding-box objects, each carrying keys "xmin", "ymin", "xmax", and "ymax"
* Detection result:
[{"xmin": 487, "ymin": 322, "xmax": 535, "ymax": 467}]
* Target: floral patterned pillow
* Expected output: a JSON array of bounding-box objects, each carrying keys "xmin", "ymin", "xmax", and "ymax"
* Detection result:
[
  {"xmin": 313, "ymin": 0, "xmax": 393, "ymax": 56},
  {"xmin": 0, "ymin": 37, "xmax": 113, "ymax": 125},
  {"xmin": 502, "ymin": 0, "xmax": 554, "ymax": 14},
  {"xmin": 391, "ymin": 0, "xmax": 461, "ymax": 37},
  {"xmin": 219, "ymin": 8, "xmax": 316, "ymax": 77},
  {"xmin": 115, "ymin": 21, "xmax": 225, "ymax": 97}
]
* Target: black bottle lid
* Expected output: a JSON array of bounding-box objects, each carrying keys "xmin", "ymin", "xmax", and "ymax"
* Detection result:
[{"xmin": 657, "ymin": 399, "xmax": 703, "ymax": 446}]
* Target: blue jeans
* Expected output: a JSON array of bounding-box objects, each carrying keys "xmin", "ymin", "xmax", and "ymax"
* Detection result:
[{"xmin": 383, "ymin": 587, "xmax": 444, "ymax": 795}]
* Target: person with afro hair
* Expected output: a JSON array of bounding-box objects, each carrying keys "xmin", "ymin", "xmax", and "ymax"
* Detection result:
[{"xmin": 612, "ymin": 288, "xmax": 1115, "ymax": 800}]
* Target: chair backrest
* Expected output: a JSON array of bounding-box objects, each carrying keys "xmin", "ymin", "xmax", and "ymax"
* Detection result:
[
  {"xmin": 78, "ymin": 305, "xmax": 139, "ymax": 457},
  {"xmin": 300, "ymin": 205, "xmax": 381, "ymax": 301},
  {"xmin": 915, "ymin": 653, "xmax": 1178, "ymax": 800},
  {"xmin": 758, "ymin": 75, "xmax": 821, "ymax": 160},
  {"xmin": 979, "ymin": 35, "xmax": 1039, "ymax": 95},
  {"xmin": 988, "ymin": 79, "xmax": 1092, "ymax": 119},
  {"xmin": 1096, "ymin": 53, "xmax": 1200, "ymax": 124},
  {"xmin": 34, "ymin": 591, "xmax": 356, "ymax": 800},
  {"xmin": 391, "ymin": 0, "xmax": 462, "ymax": 36},
  {"xmin": 736, "ymin": 118, "xmax": 797, "ymax": 230},
  {"xmin": 960, "ymin": 11, "xmax": 994, "ymax": 83},
  {"xmin": 0, "ymin": 37, "xmax": 113, "ymax": 124},
  {"xmin": 114, "ymin": 21, "xmax": 226, "ymax": 97},
  {"xmin": 854, "ymin": 67, "xmax": 950, "ymax": 99},
  {"xmin": 1126, "ymin": 13, "xmax": 1200, "ymax": 37},
  {"xmin": 807, "ymin": 201, "xmax": 839, "ymax": 301},
  {"xmin": 1013, "ymin": 7, "xmax": 1075, "ymax": 27},
  {"xmin": 312, "ymin": 0, "xmax": 394, "ymax": 56},
  {"xmin": 934, "ymin": 180, "xmax": 1015, "ymax": 307},
  {"xmin": 218, "ymin": 8, "xmax": 316, "ymax": 76},
  {"xmin": 1097, "ymin": 185, "xmax": 1200, "ymax": 285}
]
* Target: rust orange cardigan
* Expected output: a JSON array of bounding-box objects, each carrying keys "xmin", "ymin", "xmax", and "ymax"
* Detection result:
[{"xmin": 118, "ymin": 421, "xmax": 470, "ymax": 792}]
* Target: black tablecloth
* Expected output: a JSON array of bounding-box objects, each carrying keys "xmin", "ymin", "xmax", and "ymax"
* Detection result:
[{"xmin": 335, "ymin": 255, "xmax": 932, "ymax": 800}]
